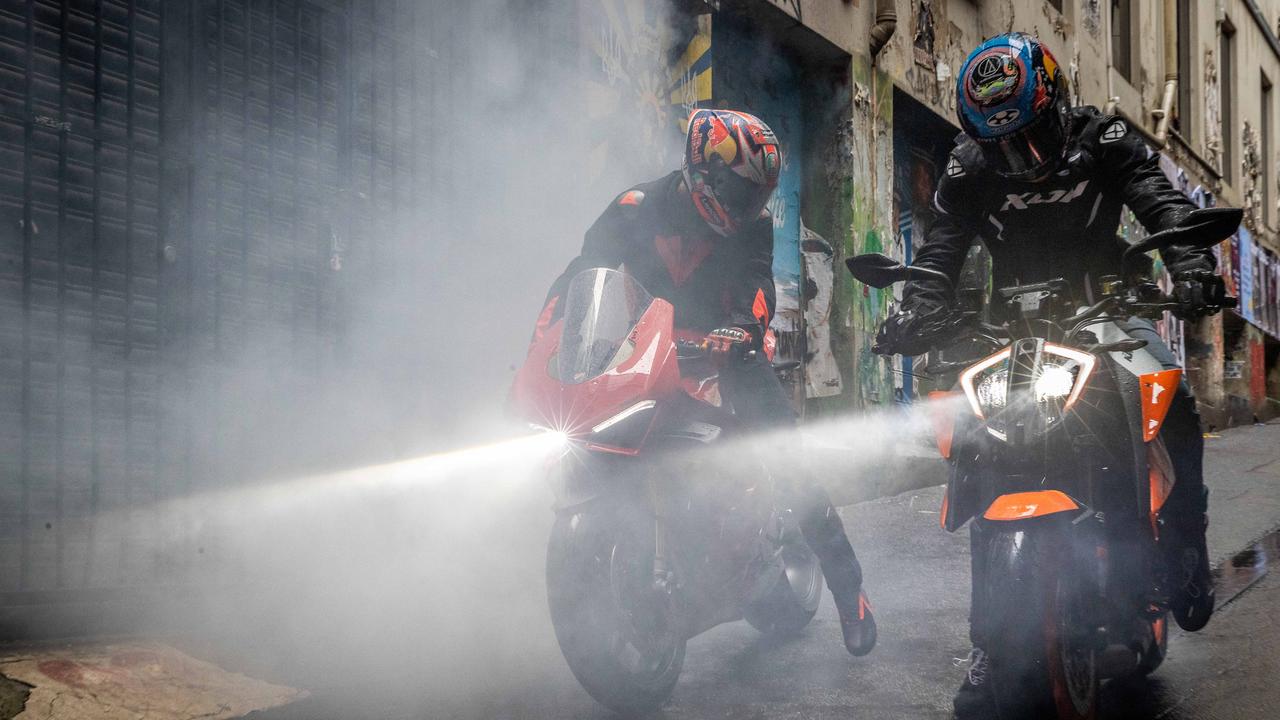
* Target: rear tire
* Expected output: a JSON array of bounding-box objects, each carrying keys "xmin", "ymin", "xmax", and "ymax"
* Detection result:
[
  {"xmin": 744, "ymin": 541, "xmax": 824, "ymax": 637},
  {"xmin": 983, "ymin": 524, "xmax": 1098, "ymax": 720},
  {"xmin": 546, "ymin": 505, "xmax": 685, "ymax": 715}
]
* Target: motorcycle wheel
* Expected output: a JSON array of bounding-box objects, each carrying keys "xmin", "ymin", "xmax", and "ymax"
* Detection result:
[
  {"xmin": 744, "ymin": 541, "xmax": 824, "ymax": 637},
  {"xmin": 546, "ymin": 504, "xmax": 685, "ymax": 715},
  {"xmin": 1135, "ymin": 612, "xmax": 1169, "ymax": 676},
  {"xmin": 983, "ymin": 524, "xmax": 1098, "ymax": 720}
]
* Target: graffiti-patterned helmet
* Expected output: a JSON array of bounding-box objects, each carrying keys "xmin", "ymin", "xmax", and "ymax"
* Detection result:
[
  {"xmin": 957, "ymin": 33, "xmax": 1072, "ymax": 180},
  {"xmin": 683, "ymin": 109, "xmax": 781, "ymax": 236}
]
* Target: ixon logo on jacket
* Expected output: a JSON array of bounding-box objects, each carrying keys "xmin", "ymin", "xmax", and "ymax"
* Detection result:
[{"xmin": 1000, "ymin": 180, "xmax": 1090, "ymax": 212}]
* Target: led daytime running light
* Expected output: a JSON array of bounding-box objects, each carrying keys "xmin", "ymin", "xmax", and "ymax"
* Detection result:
[{"xmin": 591, "ymin": 400, "xmax": 657, "ymax": 434}]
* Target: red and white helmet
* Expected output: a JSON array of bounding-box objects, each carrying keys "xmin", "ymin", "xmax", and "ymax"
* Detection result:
[{"xmin": 683, "ymin": 109, "xmax": 781, "ymax": 236}]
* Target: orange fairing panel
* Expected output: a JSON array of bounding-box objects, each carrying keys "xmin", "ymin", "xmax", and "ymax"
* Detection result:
[
  {"xmin": 1139, "ymin": 369, "xmax": 1182, "ymax": 442},
  {"xmin": 927, "ymin": 391, "xmax": 957, "ymax": 459},
  {"xmin": 982, "ymin": 491, "xmax": 1080, "ymax": 521}
]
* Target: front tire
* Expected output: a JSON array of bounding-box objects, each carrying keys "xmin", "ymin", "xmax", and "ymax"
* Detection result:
[
  {"xmin": 546, "ymin": 505, "xmax": 685, "ymax": 715},
  {"xmin": 982, "ymin": 524, "xmax": 1098, "ymax": 720}
]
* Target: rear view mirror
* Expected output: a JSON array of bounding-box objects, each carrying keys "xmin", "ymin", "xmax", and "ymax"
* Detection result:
[
  {"xmin": 845, "ymin": 252, "xmax": 955, "ymax": 290},
  {"xmin": 845, "ymin": 253, "xmax": 908, "ymax": 288},
  {"xmin": 1124, "ymin": 207, "xmax": 1243, "ymax": 259}
]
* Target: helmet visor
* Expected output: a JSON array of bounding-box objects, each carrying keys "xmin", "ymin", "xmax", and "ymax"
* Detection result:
[
  {"xmin": 709, "ymin": 165, "xmax": 774, "ymax": 223},
  {"xmin": 980, "ymin": 109, "xmax": 1068, "ymax": 180}
]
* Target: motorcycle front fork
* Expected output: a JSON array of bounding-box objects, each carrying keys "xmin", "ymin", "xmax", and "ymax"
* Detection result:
[{"xmin": 646, "ymin": 476, "xmax": 676, "ymax": 588}]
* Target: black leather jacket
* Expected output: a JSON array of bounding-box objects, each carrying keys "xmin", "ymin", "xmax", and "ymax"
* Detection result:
[
  {"xmin": 541, "ymin": 170, "xmax": 776, "ymax": 336},
  {"xmin": 905, "ymin": 106, "xmax": 1214, "ymax": 311}
]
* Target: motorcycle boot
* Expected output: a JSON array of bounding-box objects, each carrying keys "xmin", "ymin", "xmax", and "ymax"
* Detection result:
[
  {"xmin": 952, "ymin": 648, "xmax": 994, "ymax": 719},
  {"xmin": 722, "ymin": 354, "xmax": 876, "ymax": 655},
  {"xmin": 1159, "ymin": 391, "xmax": 1215, "ymax": 632},
  {"xmin": 1164, "ymin": 501, "xmax": 1214, "ymax": 632},
  {"xmin": 801, "ymin": 498, "xmax": 876, "ymax": 656}
]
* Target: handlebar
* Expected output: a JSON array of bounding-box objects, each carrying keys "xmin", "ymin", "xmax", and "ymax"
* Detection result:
[
  {"xmin": 675, "ymin": 339, "xmax": 708, "ymax": 360},
  {"xmin": 675, "ymin": 336, "xmax": 800, "ymax": 374},
  {"xmin": 891, "ymin": 282, "xmax": 1236, "ymax": 369}
]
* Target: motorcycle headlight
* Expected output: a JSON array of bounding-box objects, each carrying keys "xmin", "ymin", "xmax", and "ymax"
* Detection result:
[
  {"xmin": 960, "ymin": 348, "xmax": 1012, "ymax": 419},
  {"xmin": 1034, "ymin": 364, "xmax": 1076, "ymax": 401},
  {"xmin": 1035, "ymin": 344, "xmax": 1095, "ymax": 411},
  {"xmin": 959, "ymin": 343, "xmax": 1095, "ymax": 428}
]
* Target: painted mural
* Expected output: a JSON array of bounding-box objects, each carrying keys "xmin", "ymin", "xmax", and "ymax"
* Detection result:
[
  {"xmin": 846, "ymin": 56, "xmax": 897, "ymax": 408},
  {"xmin": 580, "ymin": 2, "xmax": 816, "ymax": 397},
  {"xmin": 1157, "ymin": 150, "xmax": 1280, "ymax": 416},
  {"xmin": 802, "ymin": 223, "xmax": 843, "ymax": 398},
  {"xmin": 711, "ymin": 13, "xmax": 806, "ymax": 368},
  {"xmin": 582, "ymin": 2, "xmax": 712, "ymax": 183}
]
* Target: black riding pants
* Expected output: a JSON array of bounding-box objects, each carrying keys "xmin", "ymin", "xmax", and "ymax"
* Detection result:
[{"xmin": 718, "ymin": 354, "xmax": 865, "ymax": 605}]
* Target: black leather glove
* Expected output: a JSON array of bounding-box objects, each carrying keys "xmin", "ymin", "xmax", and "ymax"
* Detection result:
[
  {"xmin": 705, "ymin": 327, "xmax": 753, "ymax": 365},
  {"xmin": 873, "ymin": 301, "xmax": 947, "ymax": 356},
  {"xmin": 1171, "ymin": 268, "xmax": 1227, "ymax": 320}
]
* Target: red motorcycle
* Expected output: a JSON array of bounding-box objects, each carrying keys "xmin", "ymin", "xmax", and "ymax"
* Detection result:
[{"xmin": 510, "ymin": 267, "xmax": 823, "ymax": 714}]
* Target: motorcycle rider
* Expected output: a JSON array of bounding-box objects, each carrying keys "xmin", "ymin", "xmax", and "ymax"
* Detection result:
[
  {"xmin": 534, "ymin": 108, "xmax": 877, "ymax": 656},
  {"xmin": 871, "ymin": 33, "xmax": 1227, "ymax": 715}
]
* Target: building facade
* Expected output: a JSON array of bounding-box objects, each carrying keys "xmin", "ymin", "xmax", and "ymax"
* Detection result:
[{"xmin": 738, "ymin": 0, "xmax": 1280, "ymax": 427}]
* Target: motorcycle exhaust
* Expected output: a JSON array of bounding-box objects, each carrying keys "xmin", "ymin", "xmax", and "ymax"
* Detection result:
[{"xmin": 1097, "ymin": 643, "xmax": 1139, "ymax": 678}]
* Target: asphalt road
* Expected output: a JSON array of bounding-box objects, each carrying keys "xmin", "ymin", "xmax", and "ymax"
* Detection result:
[{"xmin": 230, "ymin": 422, "xmax": 1280, "ymax": 720}]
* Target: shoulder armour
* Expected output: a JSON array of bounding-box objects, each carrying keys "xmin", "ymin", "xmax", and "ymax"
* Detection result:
[
  {"xmin": 1097, "ymin": 116, "xmax": 1130, "ymax": 145},
  {"xmin": 1068, "ymin": 106, "xmax": 1125, "ymax": 148},
  {"xmin": 946, "ymin": 138, "xmax": 986, "ymax": 180},
  {"xmin": 615, "ymin": 189, "xmax": 646, "ymax": 219}
]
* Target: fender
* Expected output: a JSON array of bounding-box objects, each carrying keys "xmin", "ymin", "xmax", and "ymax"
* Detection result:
[
  {"xmin": 982, "ymin": 490, "xmax": 1081, "ymax": 522},
  {"xmin": 549, "ymin": 465, "xmax": 615, "ymax": 511},
  {"xmin": 548, "ymin": 449, "xmax": 649, "ymax": 511}
]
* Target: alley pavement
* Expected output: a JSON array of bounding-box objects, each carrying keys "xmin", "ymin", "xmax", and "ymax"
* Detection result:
[{"xmin": 215, "ymin": 421, "xmax": 1280, "ymax": 720}]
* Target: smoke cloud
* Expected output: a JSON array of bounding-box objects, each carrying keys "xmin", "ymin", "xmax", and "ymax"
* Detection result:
[{"xmin": 9, "ymin": 3, "xmax": 940, "ymax": 717}]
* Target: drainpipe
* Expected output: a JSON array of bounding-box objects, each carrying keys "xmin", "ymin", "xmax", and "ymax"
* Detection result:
[
  {"xmin": 869, "ymin": 0, "xmax": 897, "ymax": 60},
  {"xmin": 1152, "ymin": 0, "xmax": 1178, "ymax": 146}
]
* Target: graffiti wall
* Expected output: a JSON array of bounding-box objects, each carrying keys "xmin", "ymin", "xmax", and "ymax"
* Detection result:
[
  {"xmin": 1230, "ymin": 226, "xmax": 1280, "ymax": 338},
  {"xmin": 581, "ymin": 1, "xmax": 712, "ymax": 184},
  {"xmin": 1157, "ymin": 150, "xmax": 1280, "ymax": 417},
  {"xmin": 580, "ymin": 3, "xmax": 856, "ymax": 406},
  {"xmin": 712, "ymin": 12, "xmax": 805, "ymax": 364}
]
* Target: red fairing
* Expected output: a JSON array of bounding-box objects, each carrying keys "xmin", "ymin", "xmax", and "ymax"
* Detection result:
[
  {"xmin": 530, "ymin": 296, "xmax": 558, "ymax": 347},
  {"xmin": 510, "ymin": 298, "xmax": 682, "ymax": 440}
]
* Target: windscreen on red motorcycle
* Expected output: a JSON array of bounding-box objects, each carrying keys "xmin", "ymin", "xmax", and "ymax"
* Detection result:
[{"xmin": 552, "ymin": 268, "xmax": 655, "ymax": 384}]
